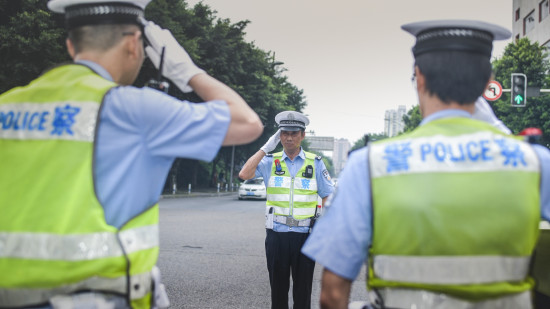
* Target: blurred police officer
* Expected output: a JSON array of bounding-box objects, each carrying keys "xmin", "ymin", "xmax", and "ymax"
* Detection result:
[
  {"xmin": 302, "ymin": 20, "xmax": 550, "ymax": 309},
  {"xmin": 239, "ymin": 111, "xmax": 334, "ymax": 309},
  {"xmin": 0, "ymin": 0, "xmax": 262, "ymax": 308}
]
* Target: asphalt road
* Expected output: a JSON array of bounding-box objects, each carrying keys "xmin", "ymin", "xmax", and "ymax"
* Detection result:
[{"xmin": 158, "ymin": 194, "xmax": 368, "ymax": 309}]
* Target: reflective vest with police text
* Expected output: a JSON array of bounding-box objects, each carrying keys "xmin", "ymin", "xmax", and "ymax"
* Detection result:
[
  {"xmin": 0, "ymin": 64, "xmax": 158, "ymax": 308},
  {"xmin": 367, "ymin": 117, "xmax": 540, "ymax": 304}
]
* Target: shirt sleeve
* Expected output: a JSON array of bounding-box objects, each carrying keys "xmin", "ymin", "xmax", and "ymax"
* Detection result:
[
  {"xmin": 256, "ymin": 156, "xmax": 273, "ymax": 186},
  {"xmin": 315, "ymin": 158, "xmax": 335, "ymax": 198},
  {"xmin": 106, "ymin": 86, "xmax": 230, "ymax": 162},
  {"xmin": 301, "ymin": 147, "xmax": 372, "ymax": 280},
  {"xmin": 534, "ymin": 145, "xmax": 550, "ymax": 222}
]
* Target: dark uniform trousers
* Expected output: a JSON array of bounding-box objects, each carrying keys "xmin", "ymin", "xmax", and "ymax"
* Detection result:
[{"xmin": 265, "ymin": 229, "xmax": 315, "ymax": 309}]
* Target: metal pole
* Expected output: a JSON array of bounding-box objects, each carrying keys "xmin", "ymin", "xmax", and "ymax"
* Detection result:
[{"xmin": 229, "ymin": 145, "xmax": 235, "ymax": 192}]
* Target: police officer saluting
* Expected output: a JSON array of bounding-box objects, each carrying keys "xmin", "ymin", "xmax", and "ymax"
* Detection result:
[
  {"xmin": 0, "ymin": 0, "xmax": 262, "ymax": 308},
  {"xmin": 239, "ymin": 111, "xmax": 334, "ymax": 309},
  {"xmin": 302, "ymin": 20, "xmax": 550, "ymax": 309}
]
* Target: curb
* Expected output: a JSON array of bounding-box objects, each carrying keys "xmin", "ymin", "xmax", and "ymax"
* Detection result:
[{"xmin": 160, "ymin": 192, "xmax": 236, "ymax": 199}]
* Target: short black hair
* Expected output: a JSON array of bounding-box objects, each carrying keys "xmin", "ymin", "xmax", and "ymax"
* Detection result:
[
  {"xmin": 68, "ymin": 24, "xmax": 138, "ymax": 54},
  {"xmin": 415, "ymin": 50, "xmax": 491, "ymax": 105}
]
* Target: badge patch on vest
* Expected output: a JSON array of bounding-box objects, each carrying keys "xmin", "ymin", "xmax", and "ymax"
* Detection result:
[
  {"xmin": 322, "ymin": 169, "xmax": 331, "ymax": 181},
  {"xmin": 274, "ymin": 159, "xmax": 285, "ymax": 175}
]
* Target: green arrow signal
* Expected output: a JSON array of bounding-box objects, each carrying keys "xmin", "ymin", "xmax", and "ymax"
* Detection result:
[{"xmin": 514, "ymin": 94, "xmax": 524, "ymax": 104}]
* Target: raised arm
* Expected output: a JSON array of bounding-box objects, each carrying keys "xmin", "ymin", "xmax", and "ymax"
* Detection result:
[
  {"xmin": 144, "ymin": 21, "xmax": 262, "ymax": 146},
  {"xmin": 189, "ymin": 74, "xmax": 262, "ymax": 146},
  {"xmin": 239, "ymin": 129, "xmax": 281, "ymax": 180}
]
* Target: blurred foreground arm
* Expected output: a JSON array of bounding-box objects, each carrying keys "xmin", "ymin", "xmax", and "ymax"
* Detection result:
[
  {"xmin": 144, "ymin": 21, "xmax": 262, "ymax": 145},
  {"xmin": 320, "ymin": 269, "xmax": 352, "ymax": 309}
]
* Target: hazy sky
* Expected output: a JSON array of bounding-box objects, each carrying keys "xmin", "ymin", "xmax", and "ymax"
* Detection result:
[{"xmin": 185, "ymin": 0, "xmax": 513, "ymax": 144}]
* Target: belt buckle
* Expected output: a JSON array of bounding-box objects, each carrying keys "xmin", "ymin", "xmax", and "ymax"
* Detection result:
[{"xmin": 286, "ymin": 216, "xmax": 298, "ymax": 227}]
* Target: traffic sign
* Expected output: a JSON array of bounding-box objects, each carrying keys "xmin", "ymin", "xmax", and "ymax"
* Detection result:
[{"xmin": 483, "ymin": 80, "xmax": 503, "ymax": 101}]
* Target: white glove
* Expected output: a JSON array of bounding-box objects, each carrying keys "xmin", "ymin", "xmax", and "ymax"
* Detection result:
[
  {"xmin": 144, "ymin": 21, "xmax": 205, "ymax": 93},
  {"xmin": 260, "ymin": 129, "xmax": 281, "ymax": 154},
  {"xmin": 472, "ymin": 97, "xmax": 512, "ymax": 134}
]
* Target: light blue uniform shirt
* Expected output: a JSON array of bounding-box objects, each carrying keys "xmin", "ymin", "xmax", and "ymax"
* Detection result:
[
  {"xmin": 79, "ymin": 61, "xmax": 230, "ymax": 228},
  {"xmin": 302, "ymin": 109, "xmax": 550, "ymax": 280},
  {"xmin": 256, "ymin": 147, "xmax": 335, "ymax": 233}
]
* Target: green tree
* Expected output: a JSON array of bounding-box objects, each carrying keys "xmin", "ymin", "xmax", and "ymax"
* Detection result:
[
  {"xmin": 491, "ymin": 37, "xmax": 550, "ymax": 146},
  {"xmin": 350, "ymin": 133, "xmax": 388, "ymax": 151},
  {"xmin": 403, "ymin": 105, "xmax": 422, "ymax": 133},
  {"xmin": 0, "ymin": 0, "xmax": 69, "ymax": 93},
  {"xmin": 0, "ymin": 0, "xmax": 308, "ymax": 192}
]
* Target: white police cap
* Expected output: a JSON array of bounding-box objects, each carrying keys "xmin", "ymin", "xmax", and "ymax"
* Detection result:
[
  {"xmin": 401, "ymin": 20, "xmax": 511, "ymax": 58},
  {"xmin": 275, "ymin": 111, "xmax": 309, "ymax": 132},
  {"xmin": 48, "ymin": 0, "xmax": 151, "ymax": 29}
]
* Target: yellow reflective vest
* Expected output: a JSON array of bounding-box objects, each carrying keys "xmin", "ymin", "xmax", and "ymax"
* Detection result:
[
  {"xmin": 0, "ymin": 64, "xmax": 158, "ymax": 308},
  {"xmin": 367, "ymin": 117, "xmax": 541, "ymax": 305},
  {"xmin": 266, "ymin": 151, "xmax": 319, "ymax": 220}
]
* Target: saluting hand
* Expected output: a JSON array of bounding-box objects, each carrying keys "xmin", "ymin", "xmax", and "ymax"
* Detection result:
[
  {"xmin": 261, "ymin": 129, "xmax": 281, "ymax": 154},
  {"xmin": 144, "ymin": 21, "xmax": 205, "ymax": 93}
]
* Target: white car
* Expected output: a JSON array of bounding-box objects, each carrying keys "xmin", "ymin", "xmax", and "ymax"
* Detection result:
[{"xmin": 238, "ymin": 177, "xmax": 266, "ymax": 200}]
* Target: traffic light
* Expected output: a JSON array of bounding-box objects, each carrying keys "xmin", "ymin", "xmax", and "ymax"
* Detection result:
[{"xmin": 511, "ymin": 73, "xmax": 527, "ymax": 107}]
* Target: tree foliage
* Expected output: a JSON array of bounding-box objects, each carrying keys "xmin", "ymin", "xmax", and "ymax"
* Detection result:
[
  {"xmin": 403, "ymin": 105, "xmax": 422, "ymax": 133},
  {"xmin": 0, "ymin": 0, "xmax": 308, "ymax": 191},
  {"xmin": 350, "ymin": 133, "xmax": 388, "ymax": 152}
]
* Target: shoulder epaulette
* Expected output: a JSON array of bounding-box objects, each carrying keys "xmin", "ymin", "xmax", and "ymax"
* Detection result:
[{"xmin": 316, "ymin": 155, "xmax": 322, "ymax": 160}]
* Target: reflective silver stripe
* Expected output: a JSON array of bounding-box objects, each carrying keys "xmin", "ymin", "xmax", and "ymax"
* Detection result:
[
  {"xmin": 267, "ymin": 193, "xmax": 290, "ymax": 202},
  {"xmin": 0, "ymin": 271, "xmax": 152, "ymax": 307},
  {"xmin": 274, "ymin": 215, "xmax": 311, "ymax": 227},
  {"xmin": 376, "ymin": 288, "xmax": 532, "ymax": 309},
  {"xmin": 0, "ymin": 102, "xmax": 99, "ymax": 142},
  {"xmin": 541, "ymin": 221, "xmax": 550, "ymax": 230},
  {"xmin": 271, "ymin": 206, "xmax": 290, "ymax": 216},
  {"xmin": 293, "ymin": 177, "xmax": 318, "ymax": 191},
  {"xmin": 267, "ymin": 194, "xmax": 317, "ymax": 203},
  {"xmin": 0, "ymin": 225, "xmax": 158, "ymax": 260},
  {"xmin": 293, "ymin": 194, "xmax": 319, "ymax": 203},
  {"xmin": 292, "ymin": 207, "xmax": 316, "ymax": 217},
  {"xmin": 373, "ymin": 255, "xmax": 530, "ymax": 284},
  {"xmin": 268, "ymin": 175, "xmax": 291, "ymax": 188}
]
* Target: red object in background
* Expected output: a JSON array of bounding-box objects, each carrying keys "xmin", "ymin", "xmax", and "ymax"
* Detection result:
[
  {"xmin": 519, "ymin": 127, "xmax": 543, "ymax": 144},
  {"xmin": 519, "ymin": 127, "xmax": 543, "ymax": 136}
]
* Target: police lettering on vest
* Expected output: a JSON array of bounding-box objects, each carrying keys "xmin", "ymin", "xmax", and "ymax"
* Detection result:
[
  {"xmin": 371, "ymin": 131, "xmax": 539, "ymax": 177},
  {"xmin": 0, "ymin": 102, "xmax": 98, "ymax": 142}
]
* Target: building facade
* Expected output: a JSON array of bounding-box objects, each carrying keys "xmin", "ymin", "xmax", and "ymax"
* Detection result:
[
  {"xmin": 513, "ymin": 0, "xmax": 550, "ymax": 49},
  {"xmin": 332, "ymin": 138, "xmax": 350, "ymax": 177},
  {"xmin": 384, "ymin": 105, "xmax": 407, "ymax": 137}
]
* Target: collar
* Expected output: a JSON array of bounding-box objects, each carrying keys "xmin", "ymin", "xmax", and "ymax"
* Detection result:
[
  {"xmin": 420, "ymin": 109, "xmax": 472, "ymax": 126},
  {"xmin": 75, "ymin": 60, "xmax": 114, "ymax": 82},
  {"xmin": 282, "ymin": 147, "xmax": 305, "ymax": 161}
]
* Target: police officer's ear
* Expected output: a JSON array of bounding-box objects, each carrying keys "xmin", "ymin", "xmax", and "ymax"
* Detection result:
[
  {"xmin": 66, "ymin": 38, "xmax": 76, "ymax": 59},
  {"xmin": 414, "ymin": 66, "xmax": 427, "ymax": 93},
  {"xmin": 124, "ymin": 31, "xmax": 143, "ymax": 60}
]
